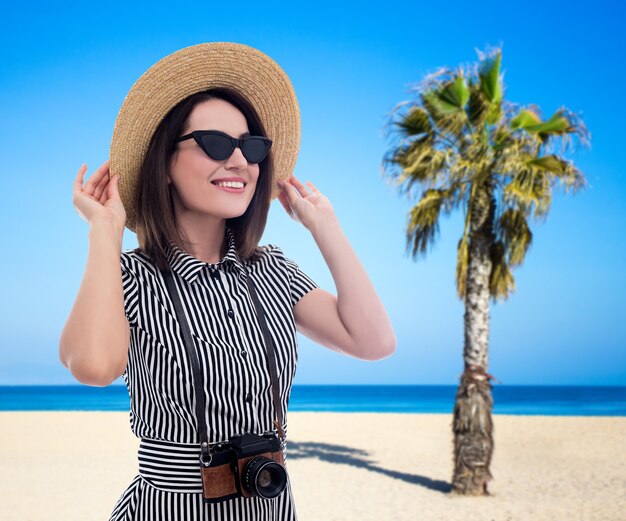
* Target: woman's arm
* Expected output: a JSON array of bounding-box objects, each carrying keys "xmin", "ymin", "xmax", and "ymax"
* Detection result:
[
  {"xmin": 294, "ymin": 217, "xmax": 396, "ymax": 360},
  {"xmin": 60, "ymin": 162, "xmax": 131, "ymax": 386},
  {"xmin": 277, "ymin": 177, "xmax": 396, "ymax": 361},
  {"xmin": 59, "ymin": 217, "xmax": 130, "ymax": 386}
]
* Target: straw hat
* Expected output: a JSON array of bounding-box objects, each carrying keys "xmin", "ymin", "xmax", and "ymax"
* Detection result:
[{"xmin": 109, "ymin": 42, "xmax": 301, "ymax": 232}]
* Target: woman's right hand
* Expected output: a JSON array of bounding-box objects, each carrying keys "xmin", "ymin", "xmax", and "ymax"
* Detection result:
[{"xmin": 73, "ymin": 159, "xmax": 126, "ymax": 231}]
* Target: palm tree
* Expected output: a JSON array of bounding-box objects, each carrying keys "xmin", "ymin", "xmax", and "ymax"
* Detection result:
[{"xmin": 381, "ymin": 46, "xmax": 590, "ymax": 495}]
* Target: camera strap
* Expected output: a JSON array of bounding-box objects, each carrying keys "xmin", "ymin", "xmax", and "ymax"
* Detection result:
[{"xmin": 160, "ymin": 265, "xmax": 285, "ymax": 463}]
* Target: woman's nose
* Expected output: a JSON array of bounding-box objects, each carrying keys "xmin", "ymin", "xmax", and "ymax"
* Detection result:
[{"xmin": 225, "ymin": 145, "xmax": 248, "ymax": 167}]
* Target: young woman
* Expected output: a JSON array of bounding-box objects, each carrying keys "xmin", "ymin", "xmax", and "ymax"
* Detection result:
[{"xmin": 60, "ymin": 42, "xmax": 396, "ymax": 521}]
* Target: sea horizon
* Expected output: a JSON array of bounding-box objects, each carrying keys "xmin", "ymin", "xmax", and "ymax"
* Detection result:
[{"xmin": 1, "ymin": 384, "xmax": 624, "ymax": 416}]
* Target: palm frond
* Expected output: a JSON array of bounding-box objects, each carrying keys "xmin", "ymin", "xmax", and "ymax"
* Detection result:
[
  {"xmin": 478, "ymin": 49, "xmax": 502, "ymax": 104},
  {"xmin": 405, "ymin": 189, "xmax": 446, "ymax": 258},
  {"xmin": 495, "ymin": 208, "xmax": 532, "ymax": 266},
  {"xmin": 488, "ymin": 241, "xmax": 516, "ymax": 301},
  {"xmin": 422, "ymin": 90, "xmax": 467, "ymax": 142},
  {"xmin": 455, "ymin": 235, "xmax": 469, "ymax": 299},
  {"xmin": 510, "ymin": 109, "xmax": 541, "ymax": 130},
  {"xmin": 394, "ymin": 107, "xmax": 432, "ymax": 137},
  {"xmin": 467, "ymin": 83, "xmax": 490, "ymax": 127},
  {"xmin": 439, "ymin": 72, "xmax": 470, "ymax": 111}
]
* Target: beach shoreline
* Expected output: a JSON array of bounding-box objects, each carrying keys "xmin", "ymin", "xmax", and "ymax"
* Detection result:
[{"xmin": 2, "ymin": 411, "xmax": 625, "ymax": 520}]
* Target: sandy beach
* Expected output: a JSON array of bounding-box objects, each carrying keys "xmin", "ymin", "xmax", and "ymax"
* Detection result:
[{"xmin": 1, "ymin": 411, "xmax": 625, "ymax": 521}]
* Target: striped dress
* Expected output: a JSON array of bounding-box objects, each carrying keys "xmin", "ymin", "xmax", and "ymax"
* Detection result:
[{"xmin": 108, "ymin": 225, "xmax": 319, "ymax": 521}]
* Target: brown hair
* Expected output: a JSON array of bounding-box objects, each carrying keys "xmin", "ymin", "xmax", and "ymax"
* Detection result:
[{"xmin": 132, "ymin": 87, "xmax": 273, "ymax": 271}]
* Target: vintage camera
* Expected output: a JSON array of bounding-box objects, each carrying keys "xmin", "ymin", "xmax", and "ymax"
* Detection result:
[{"xmin": 200, "ymin": 431, "xmax": 287, "ymax": 503}]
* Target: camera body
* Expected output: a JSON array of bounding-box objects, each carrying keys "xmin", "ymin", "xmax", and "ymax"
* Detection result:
[{"xmin": 200, "ymin": 431, "xmax": 287, "ymax": 504}]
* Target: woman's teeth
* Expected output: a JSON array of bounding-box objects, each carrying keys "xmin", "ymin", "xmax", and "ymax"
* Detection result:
[{"xmin": 214, "ymin": 181, "xmax": 244, "ymax": 188}]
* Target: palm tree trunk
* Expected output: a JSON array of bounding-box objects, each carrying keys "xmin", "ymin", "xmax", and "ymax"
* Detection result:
[{"xmin": 451, "ymin": 178, "xmax": 497, "ymax": 495}]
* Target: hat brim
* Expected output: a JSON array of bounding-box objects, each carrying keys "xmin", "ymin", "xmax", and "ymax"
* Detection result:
[{"xmin": 109, "ymin": 42, "xmax": 300, "ymax": 233}]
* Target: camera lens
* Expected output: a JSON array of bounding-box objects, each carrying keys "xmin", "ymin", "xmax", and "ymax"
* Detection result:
[{"xmin": 242, "ymin": 456, "xmax": 287, "ymax": 499}]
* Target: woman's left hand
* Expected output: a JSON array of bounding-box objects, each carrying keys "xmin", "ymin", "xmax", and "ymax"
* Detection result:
[{"xmin": 277, "ymin": 175, "xmax": 336, "ymax": 234}]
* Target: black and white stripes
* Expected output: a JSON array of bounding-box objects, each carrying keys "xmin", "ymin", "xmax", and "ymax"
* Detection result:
[{"xmin": 109, "ymin": 226, "xmax": 318, "ymax": 520}]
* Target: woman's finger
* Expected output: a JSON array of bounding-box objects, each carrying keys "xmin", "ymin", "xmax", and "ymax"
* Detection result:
[
  {"xmin": 108, "ymin": 173, "xmax": 121, "ymax": 201},
  {"xmin": 279, "ymin": 179, "xmax": 297, "ymax": 204},
  {"xmin": 278, "ymin": 181, "xmax": 299, "ymax": 217},
  {"xmin": 93, "ymin": 170, "xmax": 111, "ymax": 201},
  {"xmin": 102, "ymin": 175, "xmax": 120, "ymax": 204},
  {"xmin": 288, "ymin": 176, "xmax": 310, "ymax": 197},
  {"xmin": 276, "ymin": 188, "xmax": 290, "ymax": 211},
  {"xmin": 84, "ymin": 160, "xmax": 110, "ymax": 194},
  {"xmin": 306, "ymin": 180, "xmax": 320, "ymax": 193},
  {"xmin": 73, "ymin": 164, "xmax": 88, "ymax": 193}
]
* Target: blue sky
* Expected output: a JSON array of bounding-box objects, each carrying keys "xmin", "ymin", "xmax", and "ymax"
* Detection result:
[{"xmin": 1, "ymin": 0, "xmax": 624, "ymax": 385}]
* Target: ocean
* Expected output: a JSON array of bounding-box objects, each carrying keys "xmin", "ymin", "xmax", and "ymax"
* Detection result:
[{"xmin": 1, "ymin": 385, "xmax": 624, "ymax": 416}]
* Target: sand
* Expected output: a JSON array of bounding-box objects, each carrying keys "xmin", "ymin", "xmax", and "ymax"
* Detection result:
[{"xmin": 1, "ymin": 411, "xmax": 625, "ymax": 521}]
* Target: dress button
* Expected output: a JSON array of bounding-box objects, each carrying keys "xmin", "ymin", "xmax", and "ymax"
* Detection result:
[
  {"xmin": 210, "ymin": 269, "xmax": 220, "ymax": 280},
  {"xmin": 245, "ymin": 392, "xmax": 253, "ymax": 403},
  {"xmin": 241, "ymin": 350, "xmax": 247, "ymax": 357},
  {"xmin": 227, "ymin": 309, "xmax": 234, "ymax": 318}
]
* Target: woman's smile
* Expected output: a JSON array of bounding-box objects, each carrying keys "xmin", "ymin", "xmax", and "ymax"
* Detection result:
[{"xmin": 210, "ymin": 181, "xmax": 246, "ymax": 193}]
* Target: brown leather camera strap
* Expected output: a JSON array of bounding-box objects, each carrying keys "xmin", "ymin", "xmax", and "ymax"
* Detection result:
[{"xmin": 160, "ymin": 264, "xmax": 285, "ymax": 464}]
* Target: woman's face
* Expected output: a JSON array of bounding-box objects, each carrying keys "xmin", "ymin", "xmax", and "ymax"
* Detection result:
[{"xmin": 168, "ymin": 98, "xmax": 260, "ymax": 224}]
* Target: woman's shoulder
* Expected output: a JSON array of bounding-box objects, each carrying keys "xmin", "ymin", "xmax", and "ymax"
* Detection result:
[
  {"xmin": 120, "ymin": 247, "xmax": 142, "ymax": 267},
  {"xmin": 248, "ymin": 243, "xmax": 288, "ymax": 272},
  {"xmin": 257, "ymin": 243, "xmax": 284, "ymax": 256},
  {"xmin": 253, "ymin": 243, "xmax": 315, "ymax": 281},
  {"xmin": 256, "ymin": 243, "xmax": 287, "ymax": 261},
  {"xmin": 254, "ymin": 243, "xmax": 320, "ymax": 304},
  {"xmin": 120, "ymin": 247, "xmax": 158, "ymax": 279}
]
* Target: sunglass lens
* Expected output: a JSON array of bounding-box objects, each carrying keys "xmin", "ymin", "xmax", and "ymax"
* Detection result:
[
  {"xmin": 201, "ymin": 134, "xmax": 232, "ymax": 160},
  {"xmin": 242, "ymin": 138, "xmax": 270, "ymax": 164}
]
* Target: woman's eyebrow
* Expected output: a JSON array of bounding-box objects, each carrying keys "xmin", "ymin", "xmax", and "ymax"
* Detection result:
[{"xmin": 240, "ymin": 131, "xmax": 251, "ymax": 138}]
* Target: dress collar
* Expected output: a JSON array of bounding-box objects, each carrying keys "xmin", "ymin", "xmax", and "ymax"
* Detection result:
[{"xmin": 165, "ymin": 226, "xmax": 246, "ymax": 283}]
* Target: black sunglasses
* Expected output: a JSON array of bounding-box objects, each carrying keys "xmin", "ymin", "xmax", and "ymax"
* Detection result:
[{"xmin": 174, "ymin": 130, "xmax": 272, "ymax": 164}]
